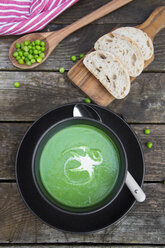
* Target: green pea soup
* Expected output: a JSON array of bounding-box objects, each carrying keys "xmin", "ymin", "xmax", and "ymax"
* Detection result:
[{"xmin": 36, "ymin": 124, "xmax": 120, "ymax": 209}]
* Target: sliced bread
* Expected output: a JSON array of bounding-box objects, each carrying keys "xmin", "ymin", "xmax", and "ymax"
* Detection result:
[
  {"xmin": 83, "ymin": 50, "xmax": 130, "ymax": 99},
  {"xmin": 94, "ymin": 33, "xmax": 144, "ymax": 77},
  {"xmin": 112, "ymin": 27, "xmax": 154, "ymax": 61}
]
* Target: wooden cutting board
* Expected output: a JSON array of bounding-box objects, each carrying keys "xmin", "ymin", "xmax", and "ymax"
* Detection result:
[{"xmin": 68, "ymin": 6, "xmax": 165, "ymax": 106}]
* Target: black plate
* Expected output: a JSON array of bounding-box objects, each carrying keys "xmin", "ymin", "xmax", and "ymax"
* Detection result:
[{"xmin": 15, "ymin": 103, "xmax": 145, "ymax": 233}]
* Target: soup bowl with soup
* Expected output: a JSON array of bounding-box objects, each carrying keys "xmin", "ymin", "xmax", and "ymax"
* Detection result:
[{"xmin": 32, "ymin": 115, "xmax": 128, "ymax": 214}]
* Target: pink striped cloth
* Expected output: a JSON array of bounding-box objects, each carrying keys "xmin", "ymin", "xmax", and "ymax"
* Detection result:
[{"xmin": 0, "ymin": 0, "xmax": 79, "ymax": 35}]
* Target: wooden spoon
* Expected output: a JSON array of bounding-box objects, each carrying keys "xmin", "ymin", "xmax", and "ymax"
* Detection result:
[{"xmin": 9, "ymin": 0, "xmax": 133, "ymax": 69}]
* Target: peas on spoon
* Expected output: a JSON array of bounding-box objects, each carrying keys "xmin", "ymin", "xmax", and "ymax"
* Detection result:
[{"xmin": 9, "ymin": 0, "xmax": 135, "ymax": 69}]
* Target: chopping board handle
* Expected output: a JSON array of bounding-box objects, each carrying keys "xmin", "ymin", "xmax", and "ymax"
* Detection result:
[{"xmin": 139, "ymin": 6, "xmax": 165, "ymax": 40}]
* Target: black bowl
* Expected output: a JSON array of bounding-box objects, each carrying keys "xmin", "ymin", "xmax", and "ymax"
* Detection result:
[
  {"xmin": 15, "ymin": 103, "xmax": 145, "ymax": 232},
  {"xmin": 32, "ymin": 117, "xmax": 128, "ymax": 215}
]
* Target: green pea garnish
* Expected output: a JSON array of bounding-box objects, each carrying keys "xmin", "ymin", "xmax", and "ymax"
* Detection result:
[
  {"xmin": 71, "ymin": 55, "xmax": 77, "ymax": 62},
  {"xmin": 14, "ymin": 82, "xmax": 20, "ymax": 88},
  {"xmin": 59, "ymin": 67, "xmax": 65, "ymax": 73},
  {"xmin": 84, "ymin": 98, "xmax": 91, "ymax": 104},
  {"xmin": 144, "ymin": 129, "xmax": 150, "ymax": 134},
  {"xmin": 146, "ymin": 142, "xmax": 152, "ymax": 148},
  {"xmin": 79, "ymin": 53, "xmax": 85, "ymax": 59}
]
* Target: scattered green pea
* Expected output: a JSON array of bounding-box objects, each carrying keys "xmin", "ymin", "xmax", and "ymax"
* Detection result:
[
  {"xmin": 22, "ymin": 56, "xmax": 25, "ymax": 60},
  {"xmin": 59, "ymin": 67, "xmax": 65, "ymax": 73},
  {"xmin": 84, "ymin": 98, "xmax": 91, "ymax": 104},
  {"xmin": 32, "ymin": 41, "xmax": 35, "ymax": 46},
  {"xmin": 17, "ymin": 48, "xmax": 21, "ymax": 52},
  {"xmin": 14, "ymin": 82, "xmax": 20, "ymax": 88},
  {"xmin": 144, "ymin": 129, "xmax": 150, "ymax": 134},
  {"xmin": 34, "ymin": 55, "xmax": 39, "ymax": 59},
  {"xmin": 146, "ymin": 142, "xmax": 152, "ymax": 148},
  {"xmin": 29, "ymin": 49, "xmax": 33, "ymax": 54},
  {"xmin": 79, "ymin": 53, "xmax": 85, "ymax": 59},
  {"xmin": 71, "ymin": 55, "xmax": 77, "ymax": 62}
]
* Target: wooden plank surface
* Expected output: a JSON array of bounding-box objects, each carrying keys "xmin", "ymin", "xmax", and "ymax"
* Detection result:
[
  {"xmin": 54, "ymin": 0, "xmax": 165, "ymax": 25},
  {"xmin": 1, "ymin": 26, "xmax": 165, "ymax": 71},
  {"xmin": 0, "ymin": 72, "xmax": 164, "ymax": 122},
  {"xmin": 0, "ymin": 0, "xmax": 164, "ymax": 245},
  {"xmin": 0, "ymin": 246, "xmax": 164, "ymax": 248},
  {"xmin": 0, "ymin": 123, "xmax": 164, "ymax": 181},
  {"xmin": 0, "ymin": 183, "xmax": 164, "ymax": 244}
]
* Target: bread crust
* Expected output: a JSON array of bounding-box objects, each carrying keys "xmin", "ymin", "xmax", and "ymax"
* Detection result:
[
  {"xmin": 83, "ymin": 50, "xmax": 130, "ymax": 99},
  {"xmin": 112, "ymin": 27, "xmax": 154, "ymax": 60},
  {"xmin": 94, "ymin": 33, "xmax": 144, "ymax": 77}
]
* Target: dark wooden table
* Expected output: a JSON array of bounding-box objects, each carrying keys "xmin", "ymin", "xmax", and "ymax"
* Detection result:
[{"xmin": 0, "ymin": 0, "xmax": 165, "ymax": 247}]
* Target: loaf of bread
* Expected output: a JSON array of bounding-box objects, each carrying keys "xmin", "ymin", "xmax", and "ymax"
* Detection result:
[
  {"xmin": 94, "ymin": 33, "xmax": 144, "ymax": 77},
  {"xmin": 112, "ymin": 27, "xmax": 153, "ymax": 61},
  {"xmin": 83, "ymin": 50, "xmax": 130, "ymax": 99}
]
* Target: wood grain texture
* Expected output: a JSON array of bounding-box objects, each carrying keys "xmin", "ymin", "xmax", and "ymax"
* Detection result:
[
  {"xmin": 0, "ymin": 246, "xmax": 164, "ymax": 248},
  {"xmin": 0, "ymin": 123, "xmax": 164, "ymax": 181},
  {"xmin": 0, "ymin": 72, "xmax": 165, "ymax": 122},
  {"xmin": 0, "ymin": 183, "xmax": 164, "ymax": 244},
  {"xmin": 1, "ymin": 25, "xmax": 165, "ymax": 71},
  {"xmin": 0, "ymin": 0, "xmax": 164, "ymax": 245},
  {"xmin": 54, "ymin": 0, "xmax": 165, "ymax": 25}
]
